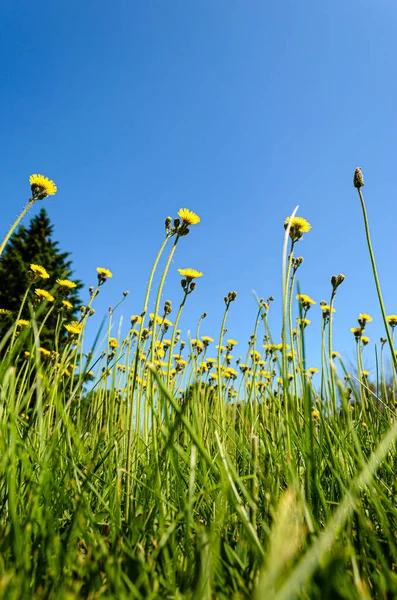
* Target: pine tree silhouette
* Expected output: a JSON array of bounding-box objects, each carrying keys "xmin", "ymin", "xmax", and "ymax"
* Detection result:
[{"xmin": 0, "ymin": 208, "xmax": 83, "ymax": 349}]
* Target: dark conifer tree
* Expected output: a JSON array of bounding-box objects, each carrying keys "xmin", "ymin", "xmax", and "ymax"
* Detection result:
[{"xmin": 0, "ymin": 208, "xmax": 83, "ymax": 349}]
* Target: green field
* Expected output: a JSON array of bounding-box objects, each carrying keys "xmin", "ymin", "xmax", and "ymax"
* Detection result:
[{"xmin": 0, "ymin": 171, "xmax": 396, "ymax": 599}]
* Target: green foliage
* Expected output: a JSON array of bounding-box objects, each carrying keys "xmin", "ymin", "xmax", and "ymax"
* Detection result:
[{"xmin": 0, "ymin": 208, "xmax": 83, "ymax": 349}]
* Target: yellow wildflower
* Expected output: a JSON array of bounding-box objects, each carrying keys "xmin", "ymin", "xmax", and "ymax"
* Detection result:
[
  {"xmin": 362, "ymin": 370, "xmax": 370, "ymax": 377},
  {"xmin": 56, "ymin": 279, "xmax": 77, "ymax": 289},
  {"xmin": 38, "ymin": 347, "xmax": 51, "ymax": 357},
  {"xmin": 387, "ymin": 315, "xmax": 397, "ymax": 327},
  {"xmin": 0, "ymin": 308, "xmax": 12, "ymax": 315},
  {"xmin": 178, "ymin": 208, "xmax": 200, "ymax": 226},
  {"xmin": 64, "ymin": 323, "xmax": 82, "ymax": 335},
  {"xmin": 332, "ymin": 351, "xmax": 341, "ymax": 359},
  {"xmin": 296, "ymin": 294, "xmax": 316, "ymax": 306},
  {"xmin": 17, "ymin": 319, "xmax": 30, "ymax": 327},
  {"xmin": 361, "ymin": 336, "xmax": 370, "ymax": 345},
  {"xmin": 109, "ymin": 337, "xmax": 119, "ymax": 348},
  {"xmin": 202, "ymin": 335, "xmax": 214, "ymax": 343},
  {"xmin": 62, "ymin": 300, "xmax": 73, "ymax": 309},
  {"xmin": 351, "ymin": 327, "xmax": 363, "ymax": 339},
  {"xmin": 29, "ymin": 174, "xmax": 57, "ymax": 199},
  {"xmin": 96, "ymin": 267, "xmax": 113, "ymax": 279},
  {"xmin": 30, "ymin": 264, "xmax": 50, "ymax": 279},
  {"xmin": 35, "ymin": 289, "xmax": 54, "ymax": 302},
  {"xmin": 297, "ymin": 318, "xmax": 310, "ymax": 327},
  {"xmin": 312, "ymin": 409, "xmax": 320, "ymax": 419},
  {"xmin": 178, "ymin": 268, "xmax": 203, "ymax": 281},
  {"xmin": 358, "ymin": 313, "xmax": 372, "ymax": 325},
  {"xmin": 227, "ymin": 339, "xmax": 238, "ymax": 346},
  {"xmin": 307, "ymin": 367, "xmax": 318, "ymax": 374},
  {"xmin": 284, "ymin": 216, "xmax": 311, "ymax": 240}
]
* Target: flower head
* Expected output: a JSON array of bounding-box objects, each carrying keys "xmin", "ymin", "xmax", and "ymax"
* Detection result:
[
  {"xmin": 178, "ymin": 268, "xmax": 203, "ymax": 281},
  {"xmin": 57, "ymin": 279, "xmax": 77, "ymax": 289},
  {"xmin": 202, "ymin": 335, "xmax": 214, "ymax": 344},
  {"xmin": 17, "ymin": 319, "xmax": 30, "ymax": 327},
  {"xmin": 109, "ymin": 337, "xmax": 119, "ymax": 349},
  {"xmin": 358, "ymin": 313, "xmax": 372, "ymax": 326},
  {"xmin": 30, "ymin": 264, "xmax": 50, "ymax": 279},
  {"xmin": 97, "ymin": 267, "xmax": 112, "ymax": 285},
  {"xmin": 361, "ymin": 336, "xmax": 370, "ymax": 346},
  {"xmin": 29, "ymin": 174, "xmax": 57, "ymax": 200},
  {"xmin": 307, "ymin": 367, "xmax": 318, "ymax": 375},
  {"xmin": 297, "ymin": 318, "xmax": 311, "ymax": 327},
  {"xmin": 296, "ymin": 294, "xmax": 316, "ymax": 305},
  {"xmin": 0, "ymin": 308, "xmax": 12, "ymax": 315},
  {"xmin": 39, "ymin": 347, "xmax": 51, "ymax": 357},
  {"xmin": 62, "ymin": 299, "xmax": 73, "ymax": 309},
  {"xmin": 178, "ymin": 208, "xmax": 200, "ymax": 226},
  {"xmin": 351, "ymin": 327, "xmax": 364, "ymax": 339},
  {"xmin": 387, "ymin": 315, "xmax": 397, "ymax": 328},
  {"xmin": 284, "ymin": 216, "xmax": 311, "ymax": 241},
  {"xmin": 64, "ymin": 323, "xmax": 83, "ymax": 335},
  {"xmin": 35, "ymin": 289, "xmax": 54, "ymax": 302}
]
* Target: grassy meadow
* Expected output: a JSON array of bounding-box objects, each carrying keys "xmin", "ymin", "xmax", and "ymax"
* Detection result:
[{"xmin": 1, "ymin": 170, "xmax": 397, "ymax": 599}]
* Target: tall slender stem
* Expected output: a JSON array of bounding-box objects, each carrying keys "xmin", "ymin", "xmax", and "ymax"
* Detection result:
[{"xmin": 0, "ymin": 200, "xmax": 35, "ymax": 258}]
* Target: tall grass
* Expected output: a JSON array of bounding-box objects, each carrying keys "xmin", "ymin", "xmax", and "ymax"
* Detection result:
[{"xmin": 0, "ymin": 171, "xmax": 396, "ymax": 598}]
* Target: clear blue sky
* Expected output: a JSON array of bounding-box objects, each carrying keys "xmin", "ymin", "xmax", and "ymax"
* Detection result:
[{"xmin": 2, "ymin": 0, "xmax": 397, "ymax": 374}]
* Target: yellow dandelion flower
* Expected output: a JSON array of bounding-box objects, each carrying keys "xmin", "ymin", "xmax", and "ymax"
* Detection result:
[
  {"xmin": 64, "ymin": 324, "xmax": 82, "ymax": 335},
  {"xmin": 332, "ymin": 351, "xmax": 341, "ymax": 359},
  {"xmin": 320, "ymin": 305, "xmax": 336, "ymax": 313},
  {"xmin": 312, "ymin": 409, "xmax": 320, "ymax": 419},
  {"xmin": 296, "ymin": 294, "xmax": 316, "ymax": 305},
  {"xmin": 56, "ymin": 279, "xmax": 77, "ymax": 289},
  {"xmin": 17, "ymin": 319, "xmax": 30, "ymax": 327},
  {"xmin": 178, "ymin": 208, "xmax": 200, "ymax": 226},
  {"xmin": 227, "ymin": 339, "xmax": 238, "ymax": 346},
  {"xmin": 177, "ymin": 268, "xmax": 203, "ymax": 281},
  {"xmin": 307, "ymin": 367, "xmax": 319, "ymax": 374},
  {"xmin": 30, "ymin": 264, "xmax": 50, "ymax": 279},
  {"xmin": 351, "ymin": 327, "xmax": 364, "ymax": 338},
  {"xmin": 29, "ymin": 174, "xmax": 57, "ymax": 200},
  {"xmin": 116, "ymin": 364, "xmax": 126, "ymax": 371},
  {"xmin": 386, "ymin": 315, "xmax": 397, "ymax": 327},
  {"xmin": 0, "ymin": 308, "xmax": 12, "ymax": 315},
  {"xmin": 175, "ymin": 358, "xmax": 188, "ymax": 366},
  {"xmin": 297, "ymin": 318, "xmax": 311, "ymax": 326},
  {"xmin": 163, "ymin": 318, "xmax": 173, "ymax": 327},
  {"xmin": 209, "ymin": 373, "xmax": 218, "ymax": 380},
  {"xmin": 109, "ymin": 337, "xmax": 119, "ymax": 348},
  {"xmin": 358, "ymin": 313, "xmax": 372, "ymax": 325},
  {"xmin": 362, "ymin": 370, "xmax": 370, "ymax": 377},
  {"xmin": 38, "ymin": 347, "xmax": 51, "ymax": 357},
  {"xmin": 362, "ymin": 422, "xmax": 367, "ymax": 429},
  {"xmin": 131, "ymin": 315, "xmax": 142, "ymax": 325},
  {"xmin": 96, "ymin": 267, "xmax": 113, "ymax": 278},
  {"xmin": 35, "ymin": 289, "xmax": 54, "ymax": 302},
  {"xmin": 202, "ymin": 335, "xmax": 214, "ymax": 343},
  {"xmin": 62, "ymin": 299, "xmax": 73, "ymax": 309},
  {"xmin": 284, "ymin": 216, "xmax": 311, "ymax": 240},
  {"xmin": 206, "ymin": 357, "xmax": 216, "ymax": 364},
  {"xmin": 191, "ymin": 339, "xmax": 204, "ymax": 348},
  {"xmin": 24, "ymin": 351, "xmax": 31, "ymax": 357},
  {"xmin": 361, "ymin": 336, "xmax": 370, "ymax": 345}
]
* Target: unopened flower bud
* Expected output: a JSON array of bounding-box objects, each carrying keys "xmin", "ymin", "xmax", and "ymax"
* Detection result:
[
  {"xmin": 353, "ymin": 167, "xmax": 364, "ymax": 189},
  {"xmin": 165, "ymin": 216, "xmax": 172, "ymax": 230}
]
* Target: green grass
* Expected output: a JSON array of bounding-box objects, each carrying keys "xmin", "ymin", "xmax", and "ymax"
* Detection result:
[{"xmin": 0, "ymin": 174, "xmax": 397, "ymax": 598}]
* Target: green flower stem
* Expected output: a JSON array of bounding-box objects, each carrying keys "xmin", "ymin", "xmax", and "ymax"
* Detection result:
[
  {"xmin": 328, "ymin": 291, "xmax": 337, "ymax": 416},
  {"xmin": 0, "ymin": 199, "xmax": 35, "ymax": 258},
  {"xmin": 357, "ymin": 187, "xmax": 397, "ymax": 375},
  {"xmin": 126, "ymin": 232, "xmax": 171, "ymax": 521}
]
